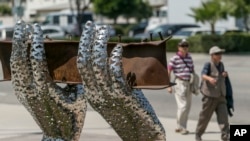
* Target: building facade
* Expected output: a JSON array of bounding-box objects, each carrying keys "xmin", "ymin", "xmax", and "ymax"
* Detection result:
[{"xmin": 0, "ymin": 0, "xmax": 167, "ymax": 25}]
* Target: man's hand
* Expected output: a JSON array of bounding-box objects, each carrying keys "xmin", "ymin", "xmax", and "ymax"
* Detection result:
[
  {"xmin": 228, "ymin": 107, "xmax": 234, "ymax": 117},
  {"xmin": 167, "ymin": 87, "xmax": 173, "ymax": 94},
  {"xmin": 208, "ymin": 77, "xmax": 217, "ymax": 85},
  {"xmin": 222, "ymin": 71, "xmax": 228, "ymax": 77}
]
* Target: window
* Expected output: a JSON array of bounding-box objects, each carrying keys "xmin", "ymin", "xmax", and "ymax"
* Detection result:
[
  {"xmin": 6, "ymin": 29, "xmax": 13, "ymax": 39},
  {"xmin": 68, "ymin": 15, "xmax": 73, "ymax": 24},
  {"xmin": 53, "ymin": 15, "xmax": 59, "ymax": 24},
  {"xmin": 81, "ymin": 13, "xmax": 93, "ymax": 23}
]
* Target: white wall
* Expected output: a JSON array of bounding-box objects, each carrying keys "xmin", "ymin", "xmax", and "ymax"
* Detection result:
[
  {"xmin": 167, "ymin": 0, "xmax": 236, "ymax": 29},
  {"xmin": 0, "ymin": 16, "xmax": 14, "ymax": 26},
  {"xmin": 168, "ymin": 0, "xmax": 201, "ymax": 24},
  {"xmin": 24, "ymin": 0, "xmax": 75, "ymax": 22},
  {"xmin": 147, "ymin": 0, "xmax": 167, "ymax": 7}
]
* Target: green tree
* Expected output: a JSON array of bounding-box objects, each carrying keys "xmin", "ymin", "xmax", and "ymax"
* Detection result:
[
  {"xmin": 133, "ymin": 0, "xmax": 152, "ymax": 22},
  {"xmin": 93, "ymin": 0, "xmax": 152, "ymax": 24},
  {"xmin": 93, "ymin": 0, "xmax": 123, "ymax": 24},
  {"xmin": 189, "ymin": 0, "xmax": 229, "ymax": 34},
  {"xmin": 227, "ymin": 0, "xmax": 250, "ymax": 31},
  {"xmin": 0, "ymin": 4, "xmax": 11, "ymax": 16},
  {"xmin": 117, "ymin": 0, "xmax": 138, "ymax": 23}
]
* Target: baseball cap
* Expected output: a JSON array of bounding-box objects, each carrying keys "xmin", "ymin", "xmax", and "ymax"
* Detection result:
[
  {"xmin": 178, "ymin": 39, "xmax": 189, "ymax": 46},
  {"xmin": 209, "ymin": 46, "xmax": 225, "ymax": 55}
]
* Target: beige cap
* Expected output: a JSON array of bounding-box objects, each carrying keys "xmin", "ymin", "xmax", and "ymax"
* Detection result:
[{"xmin": 209, "ymin": 46, "xmax": 225, "ymax": 55}]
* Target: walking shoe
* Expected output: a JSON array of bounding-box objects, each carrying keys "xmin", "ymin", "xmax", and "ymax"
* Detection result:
[
  {"xmin": 222, "ymin": 134, "xmax": 230, "ymax": 141},
  {"xmin": 222, "ymin": 138, "xmax": 229, "ymax": 141},
  {"xmin": 180, "ymin": 129, "xmax": 189, "ymax": 135},
  {"xmin": 175, "ymin": 128, "xmax": 182, "ymax": 133},
  {"xmin": 195, "ymin": 134, "xmax": 202, "ymax": 141}
]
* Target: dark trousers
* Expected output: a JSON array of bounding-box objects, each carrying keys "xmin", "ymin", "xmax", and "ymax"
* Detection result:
[{"xmin": 196, "ymin": 95, "xmax": 229, "ymax": 140}]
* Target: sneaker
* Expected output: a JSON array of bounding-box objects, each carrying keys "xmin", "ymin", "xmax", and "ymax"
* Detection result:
[
  {"xmin": 195, "ymin": 134, "xmax": 202, "ymax": 141},
  {"xmin": 222, "ymin": 134, "xmax": 230, "ymax": 141},
  {"xmin": 181, "ymin": 129, "xmax": 189, "ymax": 135},
  {"xmin": 222, "ymin": 138, "xmax": 229, "ymax": 141},
  {"xmin": 175, "ymin": 128, "xmax": 182, "ymax": 133}
]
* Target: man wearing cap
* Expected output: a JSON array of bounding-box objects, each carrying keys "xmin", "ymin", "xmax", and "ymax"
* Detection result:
[
  {"xmin": 195, "ymin": 46, "xmax": 230, "ymax": 141},
  {"xmin": 167, "ymin": 39, "xmax": 194, "ymax": 135}
]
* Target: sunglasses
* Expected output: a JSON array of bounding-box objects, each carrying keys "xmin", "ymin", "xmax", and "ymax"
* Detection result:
[
  {"xmin": 180, "ymin": 45, "xmax": 189, "ymax": 48},
  {"xmin": 214, "ymin": 53, "xmax": 222, "ymax": 55}
]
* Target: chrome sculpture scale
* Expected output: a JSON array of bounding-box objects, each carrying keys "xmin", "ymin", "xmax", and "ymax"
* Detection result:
[{"xmin": 10, "ymin": 20, "xmax": 166, "ymax": 141}]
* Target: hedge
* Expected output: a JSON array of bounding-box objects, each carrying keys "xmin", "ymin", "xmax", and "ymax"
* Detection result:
[
  {"xmin": 166, "ymin": 33, "xmax": 250, "ymax": 53},
  {"xmin": 199, "ymin": 34, "xmax": 250, "ymax": 53},
  {"xmin": 72, "ymin": 33, "xmax": 250, "ymax": 53}
]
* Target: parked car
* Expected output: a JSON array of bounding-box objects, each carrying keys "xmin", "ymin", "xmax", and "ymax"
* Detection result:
[
  {"xmin": 0, "ymin": 25, "xmax": 66, "ymax": 40},
  {"xmin": 173, "ymin": 27, "xmax": 244, "ymax": 39},
  {"xmin": 128, "ymin": 20, "xmax": 148, "ymax": 37},
  {"xmin": 42, "ymin": 9, "xmax": 94, "ymax": 36},
  {"xmin": 134, "ymin": 23, "xmax": 200, "ymax": 40},
  {"xmin": 172, "ymin": 27, "xmax": 211, "ymax": 39},
  {"xmin": 41, "ymin": 25, "xmax": 66, "ymax": 39},
  {"xmin": 216, "ymin": 27, "xmax": 244, "ymax": 35}
]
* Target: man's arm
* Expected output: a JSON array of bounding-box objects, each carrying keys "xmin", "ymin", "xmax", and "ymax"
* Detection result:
[
  {"xmin": 202, "ymin": 74, "xmax": 217, "ymax": 86},
  {"xmin": 167, "ymin": 62, "xmax": 173, "ymax": 94},
  {"xmin": 168, "ymin": 67, "xmax": 172, "ymax": 81},
  {"xmin": 201, "ymin": 62, "xmax": 217, "ymax": 85}
]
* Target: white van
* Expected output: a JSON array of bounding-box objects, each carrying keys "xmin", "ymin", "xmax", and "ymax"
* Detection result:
[
  {"xmin": 43, "ymin": 9, "xmax": 93, "ymax": 36},
  {"xmin": 145, "ymin": 6, "xmax": 168, "ymax": 32}
]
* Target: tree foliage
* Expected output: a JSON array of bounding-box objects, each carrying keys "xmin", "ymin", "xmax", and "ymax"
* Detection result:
[
  {"xmin": 227, "ymin": 0, "xmax": 250, "ymax": 31},
  {"xmin": 189, "ymin": 0, "xmax": 250, "ymax": 32},
  {"xmin": 0, "ymin": 4, "xmax": 11, "ymax": 16},
  {"xmin": 133, "ymin": 0, "xmax": 152, "ymax": 22},
  {"xmin": 93, "ymin": 0, "xmax": 152, "ymax": 24},
  {"xmin": 189, "ymin": 0, "xmax": 229, "ymax": 34},
  {"xmin": 93, "ymin": 0, "xmax": 122, "ymax": 24}
]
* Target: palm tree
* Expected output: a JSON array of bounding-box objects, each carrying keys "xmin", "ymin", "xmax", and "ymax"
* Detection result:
[
  {"xmin": 189, "ymin": 0, "xmax": 228, "ymax": 34},
  {"xmin": 228, "ymin": 0, "xmax": 250, "ymax": 31}
]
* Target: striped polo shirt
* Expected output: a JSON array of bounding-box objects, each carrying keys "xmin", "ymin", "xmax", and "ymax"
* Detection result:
[{"xmin": 168, "ymin": 52, "xmax": 194, "ymax": 81}]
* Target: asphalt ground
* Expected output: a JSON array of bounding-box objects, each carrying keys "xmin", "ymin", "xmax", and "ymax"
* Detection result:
[{"xmin": 1, "ymin": 52, "xmax": 250, "ymax": 141}]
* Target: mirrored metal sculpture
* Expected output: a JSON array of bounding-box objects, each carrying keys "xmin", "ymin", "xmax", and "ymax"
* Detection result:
[
  {"xmin": 77, "ymin": 21, "xmax": 166, "ymax": 140},
  {"xmin": 7, "ymin": 20, "xmax": 168, "ymax": 141},
  {"xmin": 10, "ymin": 21, "xmax": 87, "ymax": 141}
]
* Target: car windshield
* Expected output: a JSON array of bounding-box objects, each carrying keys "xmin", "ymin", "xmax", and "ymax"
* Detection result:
[
  {"xmin": 174, "ymin": 30, "xmax": 192, "ymax": 36},
  {"xmin": 148, "ymin": 25, "xmax": 171, "ymax": 34}
]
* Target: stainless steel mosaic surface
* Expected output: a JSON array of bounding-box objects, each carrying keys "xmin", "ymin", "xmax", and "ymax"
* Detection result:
[
  {"xmin": 10, "ymin": 20, "xmax": 166, "ymax": 141},
  {"xmin": 11, "ymin": 21, "xmax": 87, "ymax": 141}
]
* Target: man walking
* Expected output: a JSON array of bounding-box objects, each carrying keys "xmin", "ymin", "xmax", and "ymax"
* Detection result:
[
  {"xmin": 167, "ymin": 39, "xmax": 194, "ymax": 135},
  {"xmin": 195, "ymin": 46, "xmax": 230, "ymax": 141}
]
